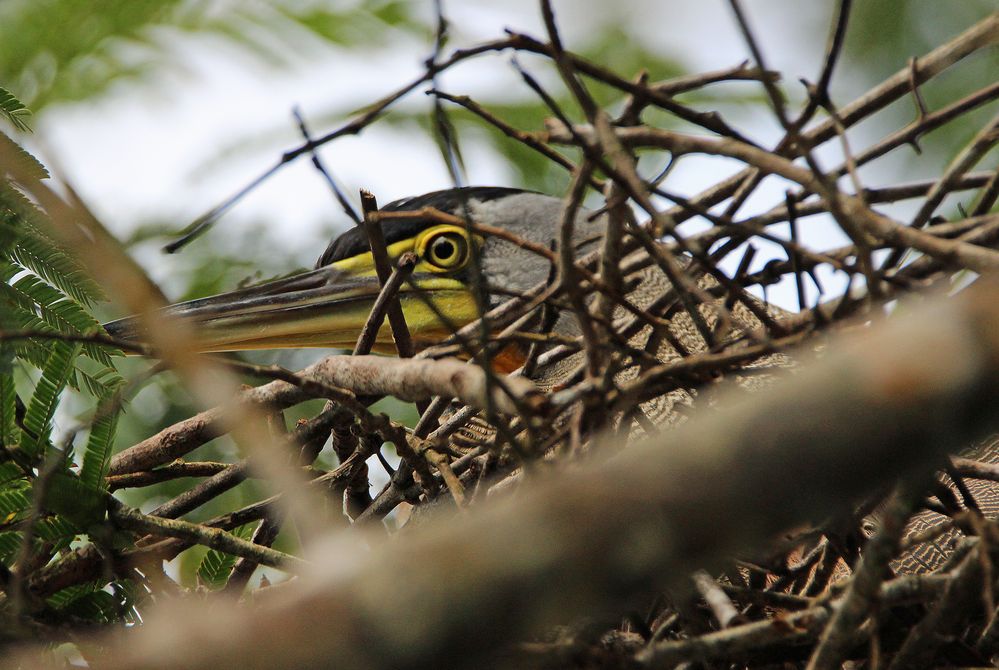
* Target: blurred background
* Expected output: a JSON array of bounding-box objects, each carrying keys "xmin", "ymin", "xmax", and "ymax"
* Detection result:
[{"xmin": 3, "ymin": 0, "xmax": 996, "ymax": 583}]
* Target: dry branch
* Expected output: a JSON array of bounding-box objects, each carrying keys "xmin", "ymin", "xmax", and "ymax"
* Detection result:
[
  {"xmin": 107, "ymin": 499, "xmax": 305, "ymax": 573},
  {"xmin": 545, "ymin": 120, "xmax": 999, "ymax": 275},
  {"xmin": 109, "ymin": 355, "xmax": 538, "ymax": 475},
  {"xmin": 3, "ymin": 5, "xmax": 999, "ymax": 667},
  {"xmin": 18, "ymin": 277, "xmax": 999, "ymax": 670}
]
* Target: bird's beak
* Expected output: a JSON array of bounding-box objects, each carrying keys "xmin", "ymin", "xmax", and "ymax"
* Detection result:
[{"xmin": 103, "ymin": 262, "xmax": 479, "ymax": 354}]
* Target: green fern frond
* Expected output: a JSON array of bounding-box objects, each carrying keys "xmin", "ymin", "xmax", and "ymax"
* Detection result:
[
  {"xmin": 5, "ymin": 270, "xmax": 107, "ymax": 335},
  {"xmin": 0, "ymin": 247, "xmax": 123, "ymax": 396},
  {"xmin": 1, "ymin": 1, "xmax": 424, "ymax": 111},
  {"xmin": 0, "ymin": 180, "xmax": 54, "ymax": 229},
  {"xmin": 0, "ymin": 512, "xmax": 80, "ymax": 569},
  {"xmin": 36, "ymin": 522, "xmax": 80, "ymax": 562},
  {"xmin": 20, "ymin": 342, "xmax": 81, "ymax": 459},
  {"xmin": 43, "ymin": 471, "xmax": 107, "ymax": 526},
  {"xmin": 46, "ymin": 582, "xmax": 98, "ymax": 609},
  {"xmin": 0, "ymin": 462, "xmax": 22, "ymax": 484},
  {"xmin": 33, "ymin": 514, "xmax": 81, "ymax": 554},
  {"xmin": 80, "ymin": 390, "xmax": 122, "ymax": 491},
  {"xmin": 0, "ymin": 478, "xmax": 30, "ymax": 524},
  {"xmin": 33, "ymin": 513, "xmax": 80, "ymax": 540},
  {"xmin": 197, "ymin": 522, "xmax": 257, "ymax": 590},
  {"xmin": 0, "ymin": 187, "xmax": 124, "ymax": 393},
  {"xmin": 77, "ymin": 371, "xmax": 120, "ymax": 403},
  {"xmin": 0, "ymin": 343, "xmax": 15, "ymax": 448},
  {"xmin": 5, "ymin": 224, "xmax": 106, "ymax": 305},
  {"xmin": 0, "ymin": 530, "xmax": 20, "ymax": 565},
  {"xmin": 50, "ymin": 579, "xmax": 139, "ymax": 624},
  {"xmin": 0, "ymin": 294, "xmax": 116, "ymax": 380},
  {"xmin": 0, "ymin": 264, "xmax": 114, "ymax": 367},
  {"xmin": 0, "ymin": 87, "xmax": 31, "ymax": 132},
  {"xmin": 79, "ymin": 366, "xmax": 123, "ymax": 399},
  {"xmin": 8, "ymin": 338, "xmax": 117, "ymax": 399},
  {"xmin": 0, "ymin": 131, "xmax": 47, "ymax": 180},
  {"xmin": 58, "ymin": 588, "xmax": 125, "ymax": 623}
]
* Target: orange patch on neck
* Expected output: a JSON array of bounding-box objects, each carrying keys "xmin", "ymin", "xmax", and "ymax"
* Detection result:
[{"xmin": 491, "ymin": 344, "xmax": 527, "ymax": 373}]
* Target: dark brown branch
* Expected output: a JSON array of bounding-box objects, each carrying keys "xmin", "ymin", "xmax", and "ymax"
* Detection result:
[
  {"xmin": 106, "ymin": 462, "xmax": 230, "ymax": 491},
  {"xmin": 109, "ymin": 355, "xmax": 536, "ymax": 475},
  {"xmin": 107, "ymin": 498, "xmax": 305, "ymax": 573},
  {"xmin": 360, "ymin": 191, "xmax": 417, "ymax": 359},
  {"xmin": 37, "ymin": 276, "xmax": 999, "ymax": 670}
]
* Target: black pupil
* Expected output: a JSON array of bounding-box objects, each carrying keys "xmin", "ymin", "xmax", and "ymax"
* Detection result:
[{"xmin": 433, "ymin": 237, "xmax": 456, "ymax": 262}]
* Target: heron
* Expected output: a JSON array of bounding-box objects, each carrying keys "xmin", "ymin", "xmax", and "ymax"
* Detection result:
[
  {"xmin": 104, "ymin": 185, "xmax": 996, "ymax": 574},
  {"xmin": 104, "ymin": 187, "xmax": 601, "ymax": 375}
]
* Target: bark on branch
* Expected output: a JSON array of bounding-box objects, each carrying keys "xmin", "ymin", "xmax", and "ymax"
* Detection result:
[
  {"xmin": 33, "ymin": 277, "xmax": 999, "ymax": 670},
  {"xmin": 109, "ymin": 355, "xmax": 538, "ymax": 475}
]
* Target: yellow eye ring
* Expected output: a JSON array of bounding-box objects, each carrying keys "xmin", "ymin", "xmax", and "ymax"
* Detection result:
[{"xmin": 417, "ymin": 226, "xmax": 471, "ymax": 271}]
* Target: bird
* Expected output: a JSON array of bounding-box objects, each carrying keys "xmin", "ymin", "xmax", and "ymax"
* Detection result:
[
  {"xmin": 104, "ymin": 186, "xmax": 777, "ymax": 418},
  {"xmin": 105, "ymin": 187, "xmax": 602, "ymax": 372},
  {"xmin": 104, "ymin": 185, "xmax": 997, "ymax": 576}
]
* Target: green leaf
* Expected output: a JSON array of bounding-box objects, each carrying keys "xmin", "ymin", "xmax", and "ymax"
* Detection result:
[
  {"xmin": 80, "ymin": 393, "xmax": 121, "ymax": 492},
  {"xmin": 0, "ymin": 462, "xmax": 22, "ymax": 484},
  {"xmin": 5, "ymin": 223, "xmax": 105, "ymax": 305},
  {"xmin": 0, "ymin": 530, "xmax": 21, "ymax": 565},
  {"xmin": 0, "ymin": 180, "xmax": 52, "ymax": 230},
  {"xmin": 46, "ymin": 582, "xmax": 99, "ymax": 609},
  {"xmin": 197, "ymin": 522, "xmax": 256, "ymax": 590},
  {"xmin": 0, "ymin": 131, "xmax": 47, "ymax": 180},
  {"xmin": 0, "ymin": 478, "xmax": 30, "ymax": 524},
  {"xmin": 0, "ymin": 86, "xmax": 32, "ymax": 132},
  {"xmin": 0, "ymin": 262, "xmax": 115, "ymax": 369},
  {"xmin": 0, "ymin": 342, "xmax": 16, "ymax": 448},
  {"xmin": 42, "ymin": 471, "xmax": 106, "ymax": 526},
  {"xmin": 59, "ymin": 588, "xmax": 124, "ymax": 623},
  {"xmin": 0, "ymin": 1, "xmax": 423, "ymax": 111},
  {"xmin": 6, "ymin": 337, "xmax": 117, "ymax": 399},
  {"xmin": 33, "ymin": 514, "xmax": 79, "ymax": 542},
  {"xmin": 33, "ymin": 514, "xmax": 80, "ymax": 555},
  {"xmin": 76, "ymin": 365, "xmax": 122, "ymax": 399},
  {"xmin": 6, "ymin": 270, "xmax": 107, "ymax": 338},
  {"xmin": 20, "ymin": 342, "xmax": 81, "ymax": 459}
]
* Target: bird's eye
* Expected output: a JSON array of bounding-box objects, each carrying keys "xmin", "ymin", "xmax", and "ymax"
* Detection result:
[{"xmin": 425, "ymin": 231, "xmax": 468, "ymax": 269}]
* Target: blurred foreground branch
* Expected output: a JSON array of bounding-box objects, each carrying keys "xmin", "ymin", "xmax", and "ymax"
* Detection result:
[
  {"xmin": 2, "ymin": 4, "xmax": 999, "ymax": 668},
  {"xmin": 18, "ymin": 278, "xmax": 999, "ymax": 670}
]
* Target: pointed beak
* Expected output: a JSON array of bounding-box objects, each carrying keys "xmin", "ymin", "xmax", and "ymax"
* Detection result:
[{"xmin": 103, "ymin": 264, "xmax": 478, "ymax": 354}]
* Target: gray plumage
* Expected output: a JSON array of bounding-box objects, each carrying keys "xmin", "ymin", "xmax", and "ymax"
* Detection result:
[{"xmin": 419, "ymin": 189, "xmax": 999, "ymax": 577}]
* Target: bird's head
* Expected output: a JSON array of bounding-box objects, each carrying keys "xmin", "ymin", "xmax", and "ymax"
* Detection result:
[{"xmin": 104, "ymin": 187, "xmax": 603, "ymax": 370}]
